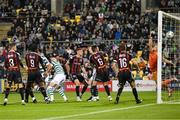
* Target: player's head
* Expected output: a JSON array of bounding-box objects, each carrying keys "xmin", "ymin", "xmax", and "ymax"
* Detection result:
[
  {"xmin": 152, "ymin": 44, "xmax": 157, "ymax": 51},
  {"xmin": 76, "ymin": 47, "xmax": 83, "ymax": 56},
  {"xmin": 52, "ymin": 50, "xmax": 59, "ymax": 58},
  {"xmin": 9, "ymin": 43, "xmax": 17, "ymax": 51},
  {"xmin": 88, "ymin": 46, "xmax": 93, "ymax": 54},
  {"xmin": 91, "ymin": 45, "xmax": 99, "ymax": 53},
  {"xmin": 119, "ymin": 42, "xmax": 126, "ymax": 51},
  {"xmin": 29, "ymin": 44, "xmax": 38, "ymax": 52}
]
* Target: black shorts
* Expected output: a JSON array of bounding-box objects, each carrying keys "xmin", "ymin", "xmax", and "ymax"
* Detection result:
[
  {"xmin": 7, "ymin": 71, "xmax": 22, "ymax": 85},
  {"xmin": 27, "ymin": 71, "xmax": 43, "ymax": 84},
  {"xmin": 118, "ymin": 71, "xmax": 134, "ymax": 86},
  {"xmin": 95, "ymin": 70, "xmax": 109, "ymax": 82},
  {"xmin": 70, "ymin": 74, "xmax": 85, "ymax": 83}
]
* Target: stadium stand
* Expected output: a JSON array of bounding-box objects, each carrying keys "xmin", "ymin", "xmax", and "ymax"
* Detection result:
[{"xmin": 0, "ymin": 0, "xmax": 179, "ymax": 80}]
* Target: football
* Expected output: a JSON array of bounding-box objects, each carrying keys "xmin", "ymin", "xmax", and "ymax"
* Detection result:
[{"xmin": 166, "ymin": 31, "xmax": 174, "ymax": 39}]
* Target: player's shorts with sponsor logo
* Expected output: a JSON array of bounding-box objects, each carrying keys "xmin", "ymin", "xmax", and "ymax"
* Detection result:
[{"xmin": 51, "ymin": 73, "xmax": 66, "ymax": 86}]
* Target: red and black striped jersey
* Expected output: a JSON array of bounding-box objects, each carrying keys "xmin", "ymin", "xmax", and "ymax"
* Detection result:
[
  {"xmin": 69, "ymin": 56, "xmax": 83, "ymax": 74},
  {"xmin": 90, "ymin": 52, "xmax": 107, "ymax": 74},
  {"xmin": 4, "ymin": 50, "xmax": 22, "ymax": 71},
  {"xmin": 115, "ymin": 51, "xmax": 132, "ymax": 72},
  {"xmin": 25, "ymin": 52, "xmax": 43, "ymax": 72}
]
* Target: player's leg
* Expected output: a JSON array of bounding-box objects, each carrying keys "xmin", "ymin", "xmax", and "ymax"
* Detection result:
[
  {"xmin": 129, "ymin": 80, "xmax": 142, "ymax": 104},
  {"xmin": 87, "ymin": 79, "xmax": 99, "ymax": 101},
  {"xmin": 25, "ymin": 82, "xmax": 37, "ymax": 103},
  {"xmin": 39, "ymin": 81, "xmax": 50, "ymax": 103},
  {"xmin": 87, "ymin": 71, "xmax": 99, "ymax": 101},
  {"xmin": 103, "ymin": 71, "xmax": 112, "ymax": 101},
  {"xmin": 3, "ymin": 79, "xmax": 11, "ymax": 106},
  {"xmin": 25, "ymin": 73, "xmax": 37, "ymax": 103},
  {"xmin": 57, "ymin": 86, "xmax": 68, "ymax": 102},
  {"xmin": 57, "ymin": 74, "xmax": 68, "ymax": 101},
  {"xmin": 80, "ymin": 76, "xmax": 88, "ymax": 98},
  {"xmin": 70, "ymin": 74, "xmax": 82, "ymax": 101},
  {"xmin": 163, "ymin": 79, "xmax": 176, "ymax": 97},
  {"xmin": 90, "ymin": 79, "xmax": 99, "ymax": 101},
  {"xmin": 46, "ymin": 82, "xmax": 56, "ymax": 102},
  {"xmin": 152, "ymin": 71, "xmax": 157, "ymax": 84},
  {"xmin": 17, "ymin": 83, "xmax": 26, "ymax": 105},
  {"xmin": 15, "ymin": 72, "xmax": 25, "ymax": 105},
  {"xmin": 103, "ymin": 81, "xmax": 112, "ymax": 101},
  {"xmin": 36, "ymin": 72, "xmax": 50, "ymax": 103},
  {"xmin": 114, "ymin": 73, "xmax": 126, "ymax": 104},
  {"xmin": 74, "ymin": 79, "xmax": 82, "ymax": 101},
  {"xmin": 128, "ymin": 71, "xmax": 142, "ymax": 104},
  {"xmin": 4, "ymin": 72, "xmax": 14, "ymax": 105}
]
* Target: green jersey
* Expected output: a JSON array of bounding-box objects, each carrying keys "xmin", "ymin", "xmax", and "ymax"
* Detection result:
[{"xmin": 51, "ymin": 58, "xmax": 65, "ymax": 75}]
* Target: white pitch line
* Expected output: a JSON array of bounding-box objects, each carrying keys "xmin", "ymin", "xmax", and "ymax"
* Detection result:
[{"xmin": 40, "ymin": 103, "xmax": 156, "ymax": 120}]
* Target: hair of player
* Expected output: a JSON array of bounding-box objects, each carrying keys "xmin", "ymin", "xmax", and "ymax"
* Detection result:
[
  {"xmin": 29, "ymin": 44, "xmax": 38, "ymax": 52},
  {"xmin": 119, "ymin": 42, "xmax": 126, "ymax": 51},
  {"xmin": 91, "ymin": 45, "xmax": 98, "ymax": 52},
  {"xmin": 8, "ymin": 43, "xmax": 16, "ymax": 50}
]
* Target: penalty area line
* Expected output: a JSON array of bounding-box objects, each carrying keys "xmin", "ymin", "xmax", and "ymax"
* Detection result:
[{"xmin": 40, "ymin": 103, "xmax": 156, "ymax": 120}]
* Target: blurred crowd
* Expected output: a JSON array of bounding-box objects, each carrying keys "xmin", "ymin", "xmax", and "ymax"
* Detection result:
[{"xmin": 0, "ymin": 0, "xmax": 179, "ymax": 80}]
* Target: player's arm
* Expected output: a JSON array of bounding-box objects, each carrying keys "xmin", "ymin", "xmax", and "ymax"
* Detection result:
[
  {"xmin": 65, "ymin": 62, "xmax": 70, "ymax": 75},
  {"xmin": 4, "ymin": 55, "xmax": 8, "ymax": 70},
  {"xmin": 66, "ymin": 58, "xmax": 73, "ymax": 76},
  {"xmin": 81, "ymin": 66, "xmax": 88, "ymax": 80},
  {"xmin": 46, "ymin": 63, "xmax": 53, "ymax": 74},
  {"xmin": 39, "ymin": 56, "xmax": 51, "ymax": 77},
  {"xmin": 111, "ymin": 60, "xmax": 118, "ymax": 77},
  {"xmin": 17, "ymin": 52, "xmax": 25, "ymax": 68},
  {"xmin": 148, "ymin": 37, "xmax": 153, "ymax": 52},
  {"xmin": 163, "ymin": 57, "xmax": 174, "ymax": 65}
]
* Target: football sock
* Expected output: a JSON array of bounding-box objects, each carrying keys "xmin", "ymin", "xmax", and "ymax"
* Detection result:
[
  {"xmin": 95, "ymin": 86, "xmax": 98, "ymax": 96},
  {"xmin": 5, "ymin": 88, "xmax": 10, "ymax": 99},
  {"xmin": 39, "ymin": 87, "xmax": 48, "ymax": 98},
  {"xmin": 90, "ymin": 87, "xmax": 93, "ymax": 96},
  {"xmin": 19, "ymin": 88, "xmax": 25, "ymax": 100},
  {"xmin": 81, "ymin": 85, "xmax": 88, "ymax": 96},
  {"xmin": 104, "ymin": 85, "xmax": 110, "ymax": 96},
  {"xmin": 58, "ymin": 87, "xmax": 65, "ymax": 97},
  {"xmin": 25, "ymin": 89, "xmax": 29, "ymax": 101},
  {"xmin": 47, "ymin": 86, "xmax": 54, "ymax": 101},
  {"xmin": 75, "ymin": 86, "xmax": 80, "ymax": 97},
  {"xmin": 132, "ymin": 88, "xmax": 139, "ymax": 101},
  {"xmin": 91, "ymin": 86, "xmax": 97, "ymax": 96},
  {"xmin": 29, "ymin": 89, "xmax": 35, "ymax": 98},
  {"xmin": 117, "ymin": 87, "xmax": 123, "ymax": 97}
]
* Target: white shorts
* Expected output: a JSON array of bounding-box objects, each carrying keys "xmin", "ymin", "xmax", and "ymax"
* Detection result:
[
  {"xmin": 90, "ymin": 68, "xmax": 96, "ymax": 81},
  {"xmin": 51, "ymin": 74, "xmax": 66, "ymax": 86}
]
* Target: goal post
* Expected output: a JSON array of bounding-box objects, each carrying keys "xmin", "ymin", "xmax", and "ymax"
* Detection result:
[{"xmin": 157, "ymin": 11, "xmax": 180, "ymax": 104}]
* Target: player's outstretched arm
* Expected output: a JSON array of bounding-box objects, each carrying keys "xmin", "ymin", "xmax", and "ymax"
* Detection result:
[
  {"xmin": 148, "ymin": 37, "xmax": 153, "ymax": 52},
  {"xmin": 111, "ymin": 61, "xmax": 118, "ymax": 77}
]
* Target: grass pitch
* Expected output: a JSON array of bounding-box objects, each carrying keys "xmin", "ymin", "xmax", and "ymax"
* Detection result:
[{"xmin": 0, "ymin": 91, "xmax": 180, "ymax": 120}]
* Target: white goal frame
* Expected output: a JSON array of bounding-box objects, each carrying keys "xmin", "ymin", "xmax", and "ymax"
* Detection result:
[{"xmin": 157, "ymin": 11, "xmax": 180, "ymax": 104}]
